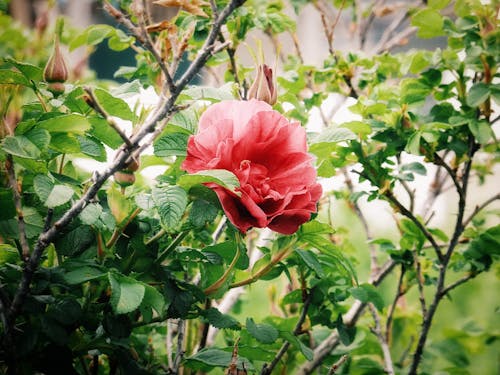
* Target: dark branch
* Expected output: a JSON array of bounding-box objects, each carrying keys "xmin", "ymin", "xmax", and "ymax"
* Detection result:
[
  {"xmin": 5, "ymin": 155, "xmax": 30, "ymax": 261},
  {"xmin": 261, "ymin": 293, "xmax": 312, "ymax": 375}
]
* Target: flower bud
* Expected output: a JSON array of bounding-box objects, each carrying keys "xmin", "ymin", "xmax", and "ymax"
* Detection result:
[
  {"xmin": 114, "ymin": 170, "xmax": 136, "ymax": 187},
  {"xmin": 247, "ymin": 64, "xmax": 277, "ymax": 105},
  {"xmin": 44, "ymin": 35, "xmax": 68, "ymax": 84}
]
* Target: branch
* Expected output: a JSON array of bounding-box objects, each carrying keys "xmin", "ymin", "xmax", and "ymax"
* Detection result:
[
  {"xmin": 327, "ymin": 354, "xmax": 348, "ymax": 375},
  {"xmin": 413, "ymin": 251, "xmax": 427, "ymax": 316},
  {"xmin": 368, "ymin": 304, "xmax": 395, "ymax": 375},
  {"xmin": 297, "ymin": 259, "xmax": 396, "ymax": 374},
  {"xmin": 83, "ymin": 86, "xmax": 133, "ymax": 148},
  {"xmin": 171, "ymin": 319, "xmax": 185, "ymax": 374},
  {"xmin": 384, "ymin": 190, "xmax": 443, "ymax": 262},
  {"xmin": 229, "ymin": 245, "xmax": 293, "ymax": 289},
  {"xmin": 204, "ymin": 244, "xmax": 240, "ymax": 295},
  {"xmin": 432, "ymin": 152, "xmax": 464, "ymax": 201},
  {"xmin": 5, "ymin": 155, "xmax": 30, "ymax": 261},
  {"xmin": 408, "ymin": 136, "xmax": 479, "ymax": 375},
  {"xmin": 261, "ymin": 294, "xmax": 312, "ymax": 375},
  {"xmin": 385, "ymin": 265, "xmax": 405, "ymax": 343},
  {"xmin": 462, "ymin": 193, "xmax": 500, "ymax": 228},
  {"xmin": 440, "ymin": 272, "xmax": 479, "ymax": 298}
]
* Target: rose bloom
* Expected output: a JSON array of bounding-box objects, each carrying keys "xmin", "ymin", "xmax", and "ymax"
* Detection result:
[{"xmin": 181, "ymin": 99, "xmax": 322, "ymax": 235}]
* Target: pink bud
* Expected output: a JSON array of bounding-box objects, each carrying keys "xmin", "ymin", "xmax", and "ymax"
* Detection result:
[
  {"xmin": 247, "ymin": 64, "xmax": 277, "ymax": 105},
  {"xmin": 43, "ymin": 35, "xmax": 68, "ymax": 84}
]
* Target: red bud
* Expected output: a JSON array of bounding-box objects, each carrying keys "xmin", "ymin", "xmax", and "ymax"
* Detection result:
[
  {"xmin": 43, "ymin": 35, "xmax": 68, "ymax": 85},
  {"xmin": 247, "ymin": 64, "xmax": 277, "ymax": 105}
]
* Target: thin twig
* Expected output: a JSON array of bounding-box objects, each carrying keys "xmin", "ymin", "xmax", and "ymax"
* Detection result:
[
  {"xmin": 462, "ymin": 192, "xmax": 500, "ymax": 228},
  {"xmin": 440, "ymin": 272, "xmax": 479, "ymax": 298},
  {"xmin": 5, "ymin": 155, "xmax": 30, "ymax": 261},
  {"xmin": 385, "ymin": 265, "xmax": 405, "ymax": 343},
  {"xmin": 342, "ymin": 167, "xmax": 379, "ymax": 274},
  {"xmin": 327, "ymin": 354, "xmax": 348, "ymax": 375},
  {"xmin": 172, "ymin": 319, "xmax": 185, "ymax": 373},
  {"xmin": 384, "ymin": 190, "xmax": 443, "ymax": 262},
  {"xmin": 413, "ymin": 251, "xmax": 427, "ymax": 316},
  {"xmin": 83, "ymin": 86, "xmax": 133, "ymax": 148},
  {"xmin": 261, "ymin": 294, "xmax": 312, "ymax": 375},
  {"xmin": 297, "ymin": 259, "xmax": 396, "ymax": 374},
  {"xmin": 368, "ymin": 304, "xmax": 394, "ymax": 375}
]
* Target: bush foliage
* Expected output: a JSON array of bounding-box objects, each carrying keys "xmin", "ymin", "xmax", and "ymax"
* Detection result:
[{"xmin": 0, "ymin": 0, "xmax": 499, "ymax": 374}]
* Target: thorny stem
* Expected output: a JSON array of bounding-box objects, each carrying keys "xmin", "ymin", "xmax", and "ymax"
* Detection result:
[
  {"xmin": 261, "ymin": 294, "xmax": 312, "ymax": 375},
  {"xmin": 4, "ymin": 0, "xmax": 246, "ymax": 340},
  {"xmin": 157, "ymin": 231, "xmax": 190, "ymax": 263}
]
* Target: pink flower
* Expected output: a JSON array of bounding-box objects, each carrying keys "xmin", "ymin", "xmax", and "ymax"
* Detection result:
[{"xmin": 182, "ymin": 100, "xmax": 322, "ymax": 235}]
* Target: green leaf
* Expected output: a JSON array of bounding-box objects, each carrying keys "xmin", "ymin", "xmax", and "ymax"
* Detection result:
[
  {"xmin": 0, "ymin": 69, "xmax": 30, "ymax": 86},
  {"xmin": 152, "ymin": 185, "xmax": 188, "ymax": 230},
  {"xmin": 428, "ymin": 0, "xmax": 450, "ymax": 9},
  {"xmin": 295, "ymin": 249, "xmax": 325, "ymax": 277},
  {"xmin": 63, "ymin": 265, "xmax": 106, "ymax": 284},
  {"xmin": 79, "ymin": 203, "xmax": 103, "ymax": 225},
  {"xmin": 178, "ymin": 169, "xmax": 240, "ymax": 194},
  {"xmin": 142, "ymin": 284, "xmax": 166, "ymax": 315},
  {"xmin": 0, "ymin": 244, "xmax": 19, "ymax": 264},
  {"xmin": 2, "ymin": 135, "xmax": 41, "ymax": 159},
  {"xmin": 55, "ymin": 225, "xmax": 94, "ymax": 256},
  {"xmin": 340, "ymin": 121, "xmax": 372, "ymax": 137},
  {"xmin": 183, "ymin": 84, "xmax": 236, "ymax": 101},
  {"xmin": 280, "ymin": 331, "xmax": 313, "ymax": 360},
  {"xmin": 349, "ymin": 283, "xmax": 385, "ymax": 311},
  {"xmin": 23, "ymin": 207, "xmax": 44, "ymax": 238},
  {"xmin": 93, "ymin": 88, "xmax": 137, "ymax": 122},
  {"xmin": 401, "ymin": 162, "xmax": 427, "ymax": 176},
  {"xmin": 108, "ymin": 272, "xmax": 146, "ymax": 315},
  {"xmin": 37, "ymin": 114, "xmax": 91, "ymax": 134},
  {"xmin": 411, "ymin": 9, "xmax": 445, "ymax": 38},
  {"xmin": 468, "ymin": 120, "xmax": 492, "ymax": 145},
  {"xmin": 25, "ymin": 128, "xmax": 50, "ymax": 153},
  {"xmin": 154, "ymin": 132, "xmax": 189, "ymax": 157},
  {"xmin": 48, "ymin": 133, "xmax": 80, "ymax": 154},
  {"xmin": 310, "ymin": 127, "xmax": 356, "ymax": 144},
  {"xmin": 336, "ymin": 314, "xmax": 356, "ymax": 346},
  {"xmin": 0, "ymin": 188, "xmax": 16, "ymax": 220},
  {"xmin": 4, "ymin": 58, "xmax": 43, "ymax": 82},
  {"xmin": 246, "ymin": 318, "xmax": 278, "ymax": 344},
  {"xmin": 77, "ymin": 135, "xmax": 106, "ymax": 161},
  {"xmin": 185, "ymin": 348, "xmax": 253, "ymax": 371},
  {"xmin": 107, "ymin": 185, "xmax": 133, "ymax": 225},
  {"xmin": 34, "ymin": 175, "xmax": 74, "ymax": 208},
  {"xmin": 169, "ymin": 109, "xmax": 198, "ymax": 134},
  {"xmin": 89, "ymin": 116, "xmax": 123, "ymax": 149},
  {"xmin": 189, "ymin": 199, "xmax": 219, "ymax": 228},
  {"xmin": 201, "ymin": 308, "xmax": 241, "ymax": 330},
  {"xmin": 467, "ymin": 83, "xmax": 490, "ymax": 107}
]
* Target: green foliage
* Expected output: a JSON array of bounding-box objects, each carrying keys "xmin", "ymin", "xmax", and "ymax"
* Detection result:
[{"xmin": 0, "ymin": 1, "xmax": 499, "ymax": 374}]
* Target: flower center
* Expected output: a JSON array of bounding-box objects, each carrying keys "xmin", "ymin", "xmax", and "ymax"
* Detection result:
[{"xmin": 237, "ymin": 160, "xmax": 280, "ymax": 201}]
